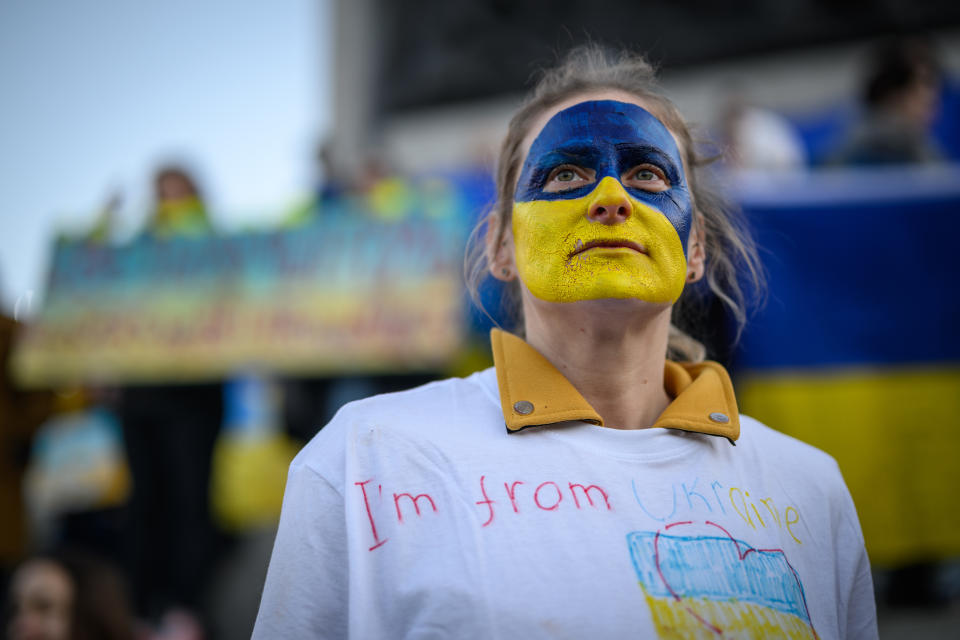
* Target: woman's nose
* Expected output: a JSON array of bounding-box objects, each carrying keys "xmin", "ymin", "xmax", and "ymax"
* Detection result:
[{"xmin": 587, "ymin": 179, "xmax": 633, "ymax": 224}]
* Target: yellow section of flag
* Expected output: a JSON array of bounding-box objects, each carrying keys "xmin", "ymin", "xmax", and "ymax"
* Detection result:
[{"xmin": 739, "ymin": 366, "xmax": 960, "ymax": 566}]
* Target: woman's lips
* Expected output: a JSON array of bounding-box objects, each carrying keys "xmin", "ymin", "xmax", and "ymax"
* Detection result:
[{"xmin": 569, "ymin": 238, "xmax": 647, "ymax": 258}]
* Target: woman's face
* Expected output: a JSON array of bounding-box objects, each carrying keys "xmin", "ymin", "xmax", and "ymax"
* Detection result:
[
  {"xmin": 6, "ymin": 560, "xmax": 74, "ymax": 640},
  {"xmin": 503, "ymin": 91, "xmax": 696, "ymax": 306},
  {"xmin": 157, "ymin": 173, "xmax": 195, "ymax": 202}
]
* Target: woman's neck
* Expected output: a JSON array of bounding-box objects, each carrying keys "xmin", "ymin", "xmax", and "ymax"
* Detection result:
[{"xmin": 522, "ymin": 298, "xmax": 674, "ymax": 430}]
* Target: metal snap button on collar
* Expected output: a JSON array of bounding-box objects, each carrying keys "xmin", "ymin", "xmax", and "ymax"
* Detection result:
[
  {"xmin": 709, "ymin": 412, "xmax": 730, "ymax": 423},
  {"xmin": 513, "ymin": 400, "xmax": 534, "ymax": 415}
]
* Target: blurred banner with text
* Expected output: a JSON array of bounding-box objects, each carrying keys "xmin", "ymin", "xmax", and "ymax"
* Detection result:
[{"xmin": 12, "ymin": 206, "xmax": 469, "ymax": 386}]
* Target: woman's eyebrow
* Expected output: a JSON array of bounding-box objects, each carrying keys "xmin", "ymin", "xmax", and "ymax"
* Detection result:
[
  {"xmin": 531, "ymin": 144, "xmax": 598, "ymax": 166},
  {"xmin": 616, "ymin": 143, "xmax": 681, "ymax": 181}
]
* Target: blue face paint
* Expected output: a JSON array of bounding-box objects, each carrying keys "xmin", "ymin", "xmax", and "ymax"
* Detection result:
[{"xmin": 514, "ymin": 100, "xmax": 692, "ymax": 244}]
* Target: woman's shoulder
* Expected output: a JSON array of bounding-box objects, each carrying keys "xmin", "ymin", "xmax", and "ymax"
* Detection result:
[
  {"xmin": 321, "ymin": 369, "xmax": 499, "ymax": 432},
  {"xmin": 737, "ymin": 413, "xmax": 843, "ymax": 479},
  {"xmin": 334, "ymin": 368, "xmax": 499, "ymax": 423},
  {"xmin": 291, "ymin": 368, "xmax": 501, "ymax": 472},
  {"xmin": 738, "ymin": 413, "xmax": 866, "ymax": 544}
]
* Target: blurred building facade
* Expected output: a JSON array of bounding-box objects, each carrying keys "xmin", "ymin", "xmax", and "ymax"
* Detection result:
[{"xmin": 328, "ymin": 0, "xmax": 960, "ymax": 175}]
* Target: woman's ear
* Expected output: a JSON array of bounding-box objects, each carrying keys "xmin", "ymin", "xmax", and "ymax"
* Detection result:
[
  {"xmin": 486, "ymin": 214, "xmax": 517, "ymax": 282},
  {"xmin": 685, "ymin": 220, "xmax": 706, "ymax": 283}
]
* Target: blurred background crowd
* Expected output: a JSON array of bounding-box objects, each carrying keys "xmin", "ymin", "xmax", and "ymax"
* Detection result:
[{"xmin": 2, "ymin": 1, "xmax": 959, "ymax": 638}]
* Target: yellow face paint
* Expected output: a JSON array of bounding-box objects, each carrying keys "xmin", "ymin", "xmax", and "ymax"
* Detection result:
[{"xmin": 512, "ymin": 177, "xmax": 687, "ymax": 304}]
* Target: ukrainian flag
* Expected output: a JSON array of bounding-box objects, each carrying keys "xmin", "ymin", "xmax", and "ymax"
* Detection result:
[
  {"xmin": 628, "ymin": 530, "xmax": 817, "ymax": 638},
  {"xmin": 731, "ymin": 167, "xmax": 960, "ymax": 567}
]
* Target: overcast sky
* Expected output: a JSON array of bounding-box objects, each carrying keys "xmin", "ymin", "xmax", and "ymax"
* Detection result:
[{"xmin": 0, "ymin": 0, "xmax": 330, "ymax": 316}]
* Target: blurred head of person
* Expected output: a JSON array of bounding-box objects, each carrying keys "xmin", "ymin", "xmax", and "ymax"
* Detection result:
[
  {"xmin": 5, "ymin": 551, "xmax": 133, "ymax": 640},
  {"xmin": 148, "ymin": 165, "xmax": 212, "ymax": 238},
  {"xmin": 156, "ymin": 168, "xmax": 200, "ymax": 203},
  {"xmin": 864, "ymin": 36, "xmax": 941, "ymax": 129},
  {"xmin": 5, "ymin": 558, "xmax": 71, "ymax": 640}
]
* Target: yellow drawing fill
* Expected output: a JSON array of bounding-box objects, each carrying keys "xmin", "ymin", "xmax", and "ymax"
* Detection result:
[{"xmin": 641, "ymin": 586, "xmax": 817, "ymax": 640}]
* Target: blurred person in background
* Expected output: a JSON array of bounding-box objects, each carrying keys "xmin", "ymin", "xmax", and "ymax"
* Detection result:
[
  {"xmin": 254, "ymin": 46, "xmax": 877, "ymax": 639},
  {"xmin": 717, "ymin": 88, "xmax": 807, "ymax": 171},
  {"xmin": 281, "ymin": 139, "xmax": 350, "ymax": 227},
  {"xmin": 314, "ymin": 140, "xmax": 349, "ymax": 207},
  {"xmin": 21, "ymin": 388, "xmax": 129, "ymax": 566},
  {"xmin": 0, "ymin": 304, "xmax": 54, "ymax": 601},
  {"xmin": 830, "ymin": 36, "xmax": 944, "ymax": 166},
  {"xmin": 146, "ymin": 166, "xmax": 213, "ymax": 238},
  {"xmin": 829, "ymin": 35, "xmax": 953, "ymax": 610},
  {"xmin": 118, "ymin": 164, "xmax": 221, "ymax": 638},
  {"xmin": 4, "ymin": 549, "xmax": 134, "ymax": 640}
]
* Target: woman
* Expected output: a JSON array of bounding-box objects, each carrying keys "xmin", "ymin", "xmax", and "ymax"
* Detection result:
[
  {"xmin": 119, "ymin": 165, "xmax": 221, "ymax": 631},
  {"xmin": 829, "ymin": 36, "xmax": 943, "ymax": 166},
  {"xmin": 254, "ymin": 47, "xmax": 878, "ymax": 639},
  {"xmin": 5, "ymin": 550, "xmax": 134, "ymax": 640},
  {"xmin": 148, "ymin": 165, "xmax": 213, "ymax": 238}
]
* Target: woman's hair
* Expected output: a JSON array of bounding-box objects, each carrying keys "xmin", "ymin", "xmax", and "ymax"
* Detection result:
[{"xmin": 465, "ymin": 44, "xmax": 765, "ymax": 361}]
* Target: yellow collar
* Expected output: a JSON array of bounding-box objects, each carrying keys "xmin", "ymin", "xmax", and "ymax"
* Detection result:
[{"xmin": 490, "ymin": 329, "xmax": 739, "ymax": 443}]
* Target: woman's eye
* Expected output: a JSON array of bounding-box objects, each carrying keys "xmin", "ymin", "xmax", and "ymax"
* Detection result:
[
  {"xmin": 624, "ymin": 165, "xmax": 669, "ymax": 191},
  {"xmin": 543, "ymin": 165, "xmax": 594, "ymax": 192}
]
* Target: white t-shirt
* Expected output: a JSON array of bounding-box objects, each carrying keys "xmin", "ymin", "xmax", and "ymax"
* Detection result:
[{"xmin": 253, "ymin": 368, "xmax": 877, "ymax": 639}]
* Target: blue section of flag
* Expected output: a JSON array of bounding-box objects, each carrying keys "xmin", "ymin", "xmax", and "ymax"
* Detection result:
[
  {"xmin": 627, "ymin": 531, "xmax": 810, "ymax": 622},
  {"xmin": 732, "ymin": 169, "xmax": 960, "ymax": 370}
]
